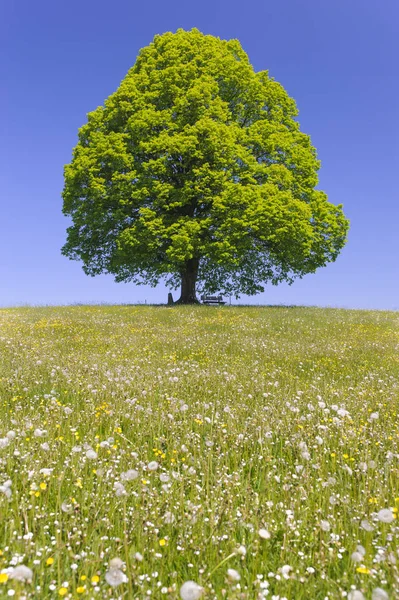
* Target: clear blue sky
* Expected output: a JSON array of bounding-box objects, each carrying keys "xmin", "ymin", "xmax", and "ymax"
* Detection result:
[{"xmin": 1, "ymin": 0, "xmax": 398, "ymax": 309}]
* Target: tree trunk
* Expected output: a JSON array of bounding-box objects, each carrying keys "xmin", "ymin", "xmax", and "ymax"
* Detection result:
[{"xmin": 175, "ymin": 258, "xmax": 200, "ymax": 304}]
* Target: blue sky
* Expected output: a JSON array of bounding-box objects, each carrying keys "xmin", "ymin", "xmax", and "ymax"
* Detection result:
[{"xmin": 1, "ymin": 0, "xmax": 398, "ymax": 309}]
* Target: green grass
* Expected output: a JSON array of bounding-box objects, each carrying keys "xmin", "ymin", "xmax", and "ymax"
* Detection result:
[{"xmin": 0, "ymin": 305, "xmax": 398, "ymax": 599}]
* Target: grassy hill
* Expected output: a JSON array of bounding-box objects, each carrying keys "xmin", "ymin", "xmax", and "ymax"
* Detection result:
[{"xmin": 0, "ymin": 306, "xmax": 398, "ymax": 599}]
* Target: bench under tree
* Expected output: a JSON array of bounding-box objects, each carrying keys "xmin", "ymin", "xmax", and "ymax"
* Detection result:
[{"xmin": 201, "ymin": 294, "xmax": 226, "ymax": 305}]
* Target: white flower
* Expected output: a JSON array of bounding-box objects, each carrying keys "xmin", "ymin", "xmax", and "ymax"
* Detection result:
[
  {"xmin": 236, "ymin": 545, "xmax": 246, "ymax": 556},
  {"xmin": 147, "ymin": 461, "xmax": 159, "ymax": 471},
  {"xmin": 348, "ymin": 592, "xmax": 365, "ymax": 600},
  {"xmin": 40, "ymin": 468, "xmax": 53, "ymax": 476},
  {"xmin": 281, "ymin": 565, "xmax": 292, "ymax": 579},
  {"xmin": 306, "ymin": 567, "xmax": 315, "ymax": 574},
  {"xmin": 134, "ymin": 552, "xmax": 143, "ymax": 562},
  {"xmin": 372, "ymin": 588, "xmax": 389, "ymax": 600},
  {"xmin": 180, "ymin": 581, "xmax": 203, "ymax": 600},
  {"xmin": 6, "ymin": 431, "xmax": 16, "ymax": 439},
  {"xmin": 9, "ymin": 565, "xmax": 33, "ymax": 582},
  {"xmin": 34, "ymin": 428, "xmax": 47, "ymax": 437},
  {"xmin": 369, "ymin": 412, "xmax": 379, "ymax": 420},
  {"xmin": 227, "ymin": 568, "xmax": 240, "ymax": 582},
  {"xmin": 377, "ymin": 509, "xmax": 394, "ymax": 523},
  {"xmin": 0, "ymin": 480, "xmax": 12, "ymax": 499},
  {"xmin": 351, "ymin": 552, "xmax": 363, "ymax": 563},
  {"xmin": 320, "ymin": 520, "xmax": 330, "ymax": 532},
  {"xmin": 40, "ymin": 442, "xmax": 50, "ymax": 451},
  {"xmin": 360, "ymin": 519, "xmax": 374, "ymax": 532},
  {"xmin": 114, "ymin": 482, "xmax": 127, "ymax": 497},
  {"xmin": 64, "ymin": 407, "xmax": 73, "ymax": 415},
  {"xmin": 86, "ymin": 449, "xmax": 97, "ymax": 459},
  {"xmin": 61, "ymin": 501, "xmax": 73, "ymax": 513},
  {"xmin": 259, "ymin": 528, "xmax": 271, "ymax": 539},
  {"xmin": 109, "ymin": 558, "xmax": 124, "ymax": 569},
  {"xmin": 105, "ymin": 568, "xmax": 127, "ymax": 587},
  {"xmin": 0, "ymin": 438, "xmax": 9, "ymax": 449},
  {"xmin": 160, "ymin": 473, "xmax": 170, "ymax": 483},
  {"xmin": 163, "ymin": 511, "xmax": 175, "ymax": 524},
  {"xmin": 121, "ymin": 469, "xmax": 139, "ymax": 481}
]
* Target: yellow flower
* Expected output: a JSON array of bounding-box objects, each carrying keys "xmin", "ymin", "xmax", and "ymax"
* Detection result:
[
  {"xmin": 0, "ymin": 573, "xmax": 9, "ymax": 583},
  {"xmin": 80, "ymin": 576, "xmax": 87, "ymax": 581},
  {"xmin": 46, "ymin": 557, "xmax": 54, "ymax": 565},
  {"xmin": 159, "ymin": 538, "xmax": 166, "ymax": 547},
  {"xmin": 59, "ymin": 588, "xmax": 68, "ymax": 596},
  {"xmin": 91, "ymin": 575, "xmax": 100, "ymax": 584},
  {"xmin": 330, "ymin": 453, "xmax": 336, "ymax": 458},
  {"xmin": 356, "ymin": 567, "xmax": 370, "ymax": 574},
  {"xmin": 40, "ymin": 482, "xmax": 47, "ymax": 490},
  {"xmin": 77, "ymin": 586, "xmax": 86, "ymax": 594}
]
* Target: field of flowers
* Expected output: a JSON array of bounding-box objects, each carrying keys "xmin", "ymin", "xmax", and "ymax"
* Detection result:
[{"xmin": 0, "ymin": 305, "xmax": 398, "ymax": 600}]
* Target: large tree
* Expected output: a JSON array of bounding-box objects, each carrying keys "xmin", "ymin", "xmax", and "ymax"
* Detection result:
[{"xmin": 62, "ymin": 28, "xmax": 349, "ymax": 304}]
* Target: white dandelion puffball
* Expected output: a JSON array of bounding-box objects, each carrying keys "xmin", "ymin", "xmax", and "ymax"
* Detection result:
[
  {"xmin": 320, "ymin": 520, "xmax": 330, "ymax": 532},
  {"xmin": 61, "ymin": 501, "xmax": 73, "ymax": 514},
  {"xmin": 348, "ymin": 591, "xmax": 365, "ymax": 600},
  {"xmin": 351, "ymin": 552, "xmax": 363, "ymax": 563},
  {"xmin": 134, "ymin": 552, "xmax": 143, "ymax": 562},
  {"xmin": 105, "ymin": 568, "xmax": 127, "ymax": 587},
  {"xmin": 360, "ymin": 519, "xmax": 374, "ymax": 532},
  {"xmin": 0, "ymin": 438, "xmax": 9, "ymax": 449},
  {"xmin": 372, "ymin": 588, "xmax": 389, "ymax": 600},
  {"xmin": 109, "ymin": 558, "xmax": 124, "ymax": 569},
  {"xmin": 180, "ymin": 580, "xmax": 203, "ymax": 600},
  {"xmin": 227, "ymin": 568, "xmax": 241, "ymax": 582},
  {"xmin": 121, "ymin": 469, "xmax": 139, "ymax": 481},
  {"xmin": 9, "ymin": 565, "xmax": 33, "ymax": 582},
  {"xmin": 377, "ymin": 509, "xmax": 394, "ymax": 523},
  {"xmin": 147, "ymin": 461, "xmax": 159, "ymax": 471},
  {"xmin": 259, "ymin": 528, "xmax": 271, "ymax": 539},
  {"xmin": 86, "ymin": 449, "xmax": 97, "ymax": 460}
]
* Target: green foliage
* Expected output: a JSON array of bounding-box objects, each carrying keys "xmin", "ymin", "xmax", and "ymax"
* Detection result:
[{"xmin": 62, "ymin": 28, "xmax": 349, "ymax": 298}]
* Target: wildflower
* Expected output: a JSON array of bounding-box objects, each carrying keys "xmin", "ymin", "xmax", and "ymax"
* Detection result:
[
  {"xmin": 348, "ymin": 592, "xmax": 365, "ymax": 600},
  {"xmin": 134, "ymin": 552, "xmax": 143, "ymax": 562},
  {"xmin": 34, "ymin": 428, "xmax": 47, "ymax": 437},
  {"xmin": 77, "ymin": 587, "xmax": 85, "ymax": 594},
  {"xmin": 86, "ymin": 449, "xmax": 97, "ymax": 459},
  {"xmin": 227, "ymin": 568, "xmax": 241, "ymax": 582},
  {"xmin": 0, "ymin": 480, "xmax": 12, "ymax": 500},
  {"xmin": 9, "ymin": 565, "xmax": 33, "ymax": 582},
  {"xmin": 159, "ymin": 538, "xmax": 167, "ymax": 547},
  {"xmin": 91, "ymin": 575, "xmax": 100, "ymax": 584},
  {"xmin": 360, "ymin": 519, "xmax": 374, "ymax": 532},
  {"xmin": 147, "ymin": 461, "xmax": 159, "ymax": 471},
  {"xmin": 114, "ymin": 482, "xmax": 127, "ymax": 497},
  {"xmin": 46, "ymin": 557, "xmax": 54, "ymax": 566},
  {"xmin": 180, "ymin": 581, "xmax": 203, "ymax": 600},
  {"xmin": 236, "ymin": 545, "xmax": 246, "ymax": 556},
  {"xmin": 109, "ymin": 558, "xmax": 124, "ymax": 569},
  {"xmin": 61, "ymin": 502, "xmax": 73, "ymax": 514},
  {"xmin": 121, "ymin": 469, "xmax": 139, "ymax": 481},
  {"xmin": 40, "ymin": 482, "xmax": 47, "ymax": 490},
  {"xmin": 377, "ymin": 509, "xmax": 394, "ymax": 523},
  {"xmin": 59, "ymin": 587, "xmax": 68, "ymax": 596},
  {"xmin": 320, "ymin": 520, "xmax": 330, "ymax": 532},
  {"xmin": 0, "ymin": 573, "xmax": 8, "ymax": 583},
  {"xmin": 259, "ymin": 528, "xmax": 271, "ymax": 539},
  {"xmin": 372, "ymin": 589, "xmax": 389, "ymax": 600},
  {"xmin": 281, "ymin": 565, "xmax": 292, "ymax": 579},
  {"xmin": 356, "ymin": 567, "xmax": 370, "ymax": 574},
  {"xmin": 105, "ymin": 568, "xmax": 127, "ymax": 587}
]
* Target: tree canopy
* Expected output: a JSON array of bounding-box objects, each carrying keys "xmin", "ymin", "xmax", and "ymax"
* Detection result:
[{"xmin": 62, "ymin": 28, "xmax": 349, "ymax": 303}]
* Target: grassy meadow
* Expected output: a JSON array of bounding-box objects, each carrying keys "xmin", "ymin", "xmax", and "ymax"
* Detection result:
[{"xmin": 0, "ymin": 305, "xmax": 398, "ymax": 600}]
